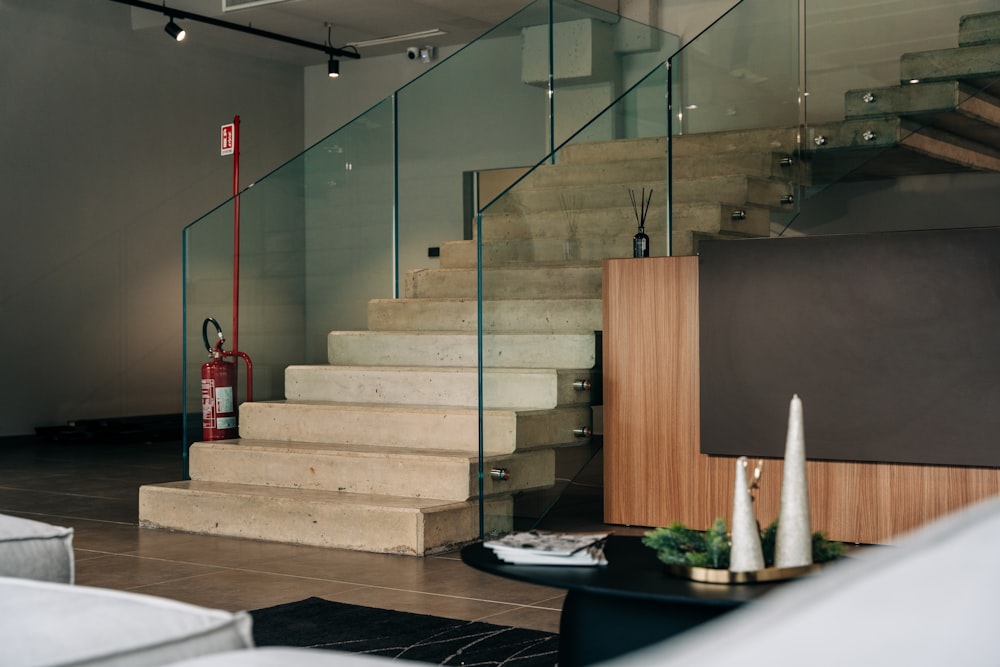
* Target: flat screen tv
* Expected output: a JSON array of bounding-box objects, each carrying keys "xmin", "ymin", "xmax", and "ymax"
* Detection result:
[{"xmin": 698, "ymin": 227, "xmax": 1000, "ymax": 468}]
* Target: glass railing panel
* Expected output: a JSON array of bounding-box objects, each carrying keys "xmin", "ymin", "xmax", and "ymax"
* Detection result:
[
  {"xmin": 667, "ymin": 0, "xmax": 803, "ymax": 250},
  {"xmin": 302, "ymin": 98, "xmax": 395, "ymax": 353},
  {"xmin": 182, "ymin": 99, "xmax": 395, "ymax": 473},
  {"xmin": 545, "ymin": 0, "xmax": 680, "ymax": 148},
  {"xmin": 392, "ymin": 0, "xmax": 677, "ymax": 299},
  {"xmin": 476, "ymin": 63, "xmax": 670, "ymax": 537},
  {"xmin": 788, "ymin": 0, "xmax": 1000, "ymax": 237},
  {"xmin": 393, "ymin": 4, "xmax": 551, "ymax": 298}
]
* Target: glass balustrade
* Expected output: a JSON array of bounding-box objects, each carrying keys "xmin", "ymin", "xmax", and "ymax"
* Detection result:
[
  {"xmin": 475, "ymin": 0, "xmax": 1000, "ymax": 537},
  {"xmin": 182, "ymin": 0, "xmax": 1000, "ymax": 542}
]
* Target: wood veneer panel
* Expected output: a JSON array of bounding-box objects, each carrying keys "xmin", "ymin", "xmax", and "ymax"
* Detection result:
[
  {"xmin": 602, "ymin": 256, "xmax": 1000, "ymax": 543},
  {"xmin": 602, "ymin": 257, "xmax": 700, "ymax": 527}
]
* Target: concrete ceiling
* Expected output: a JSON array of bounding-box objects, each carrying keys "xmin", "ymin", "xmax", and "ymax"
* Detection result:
[{"xmin": 124, "ymin": 0, "xmax": 587, "ymax": 65}]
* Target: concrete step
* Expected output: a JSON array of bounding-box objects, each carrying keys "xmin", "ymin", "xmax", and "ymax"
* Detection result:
[
  {"xmin": 672, "ymin": 127, "xmax": 799, "ymax": 158},
  {"xmin": 558, "ymin": 129, "xmax": 800, "ymax": 166},
  {"xmin": 139, "ymin": 480, "xmax": 513, "ymax": 555},
  {"xmin": 960, "ymin": 10, "xmax": 1000, "ymax": 47},
  {"xmin": 672, "ymin": 174, "xmax": 794, "ymax": 208},
  {"xmin": 404, "ymin": 264, "xmax": 602, "ymax": 299},
  {"xmin": 673, "ymin": 152, "xmax": 801, "ymax": 181},
  {"xmin": 900, "ymin": 42, "xmax": 1000, "ymax": 89},
  {"xmin": 559, "ymin": 136, "xmax": 666, "ymax": 164},
  {"xmin": 326, "ymin": 331, "xmax": 598, "ymax": 370},
  {"xmin": 477, "ymin": 205, "xmax": 666, "ymax": 242},
  {"xmin": 484, "ymin": 175, "xmax": 790, "ymax": 217},
  {"xmin": 476, "ymin": 198, "xmax": 774, "ymax": 245},
  {"xmin": 443, "ymin": 204, "xmax": 769, "ymax": 268},
  {"xmin": 517, "ymin": 158, "xmax": 665, "ymax": 190},
  {"xmin": 439, "ymin": 236, "xmax": 666, "ymax": 267},
  {"xmin": 284, "ymin": 365, "xmax": 599, "ymax": 409},
  {"xmin": 186, "ymin": 439, "xmax": 555, "ymax": 501},
  {"xmin": 674, "ymin": 201, "xmax": 773, "ymax": 238},
  {"xmin": 238, "ymin": 401, "xmax": 595, "ymax": 455},
  {"xmin": 488, "ymin": 180, "xmax": 664, "ymax": 215},
  {"xmin": 844, "ymin": 81, "xmax": 1000, "ymax": 150},
  {"xmin": 807, "ymin": 116, "xmax": 1000, "ymax": 179},
  {"xmin": 366, "ymin": 297, "xmax": 602, "ymax": 333}
]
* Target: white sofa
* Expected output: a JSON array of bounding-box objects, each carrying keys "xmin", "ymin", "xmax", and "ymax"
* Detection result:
[
  {"xmin": 0, "ymin": 513, "xmax": 74, "ymax": 583},
  {"xmin": 4, "ymin": 494, "xmax": 1000, "ymax": 666},
  {"xmin": 1, "ymin": 576, "xmax": 254, "ymax": 667}
]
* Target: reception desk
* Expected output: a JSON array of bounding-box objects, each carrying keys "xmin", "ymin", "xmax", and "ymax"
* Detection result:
[{"xmin": 602, "ymin": 256, "xmax": 1000, "ymax": 544}]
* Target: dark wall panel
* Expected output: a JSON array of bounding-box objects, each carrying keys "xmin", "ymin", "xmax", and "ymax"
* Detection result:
[{"xmin": 698, "ymin": 227, "xmax": 1000, "ymax": 467}]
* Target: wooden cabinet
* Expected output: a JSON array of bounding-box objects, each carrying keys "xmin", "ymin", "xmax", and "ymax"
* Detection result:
[
  {"xmin": 602, "ymin": 256, "xmax": 700, "ymax": 528},
  {"xmin": 602, "ymin": 256, "xmax": 1000, "ymax": 543}
]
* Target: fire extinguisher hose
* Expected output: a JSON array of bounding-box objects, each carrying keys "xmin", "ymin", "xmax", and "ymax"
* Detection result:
[
  {"xmin": 203, "ymin": 317, "xmax": 225, "ymax": 356},
  {"xmin": 201, "ymin": 317, "xmax": 253, "ymax": 402}
]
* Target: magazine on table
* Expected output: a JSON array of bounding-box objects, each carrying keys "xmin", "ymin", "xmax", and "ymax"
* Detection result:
[{"xmin": 484, "ymin": 531, "xmax": 610, "ymax": 566}]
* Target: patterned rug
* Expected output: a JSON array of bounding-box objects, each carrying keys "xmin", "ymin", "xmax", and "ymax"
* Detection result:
[{"xmin": 250, "ymin": 597, "xmax": 559, "ymax": 666}]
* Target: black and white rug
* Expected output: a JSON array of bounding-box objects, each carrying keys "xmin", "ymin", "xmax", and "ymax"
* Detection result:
[{"xmin": 250, "ymin": 597, "xmax": 559, "ymax": 666}]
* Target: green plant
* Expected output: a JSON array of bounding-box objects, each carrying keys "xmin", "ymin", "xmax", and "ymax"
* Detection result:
[{"xmin": 643, "ymin": 518, "xmax": 844, "ymax": 570}]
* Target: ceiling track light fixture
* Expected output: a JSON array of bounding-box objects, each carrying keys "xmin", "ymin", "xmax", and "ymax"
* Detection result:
[
  {"xmin": 163, "ymin": 19, "xmax": 185, "ymax": 41},
  {"xmin": 107, "ymin": 0, "xmax": 361, "ymax": 64},
  {"xmin": 324, "ymin": 24, "xmax": 355, "ymax": 80}
]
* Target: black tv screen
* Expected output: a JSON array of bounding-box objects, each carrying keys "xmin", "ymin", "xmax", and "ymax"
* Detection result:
[{"xmin": 698, "ymin": 227, "xmax": 1000, "ymax": 468}]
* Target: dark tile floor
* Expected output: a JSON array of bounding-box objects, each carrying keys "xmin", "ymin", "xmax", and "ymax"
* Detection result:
[{"xmin": 0, "ymin": 434, "xmax": 621, "ymax": 634}]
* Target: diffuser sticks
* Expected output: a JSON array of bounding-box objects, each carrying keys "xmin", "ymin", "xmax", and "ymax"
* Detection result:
[{"xmin": 629, "ymin": 188, "xmax": 652, "ymax": 258}]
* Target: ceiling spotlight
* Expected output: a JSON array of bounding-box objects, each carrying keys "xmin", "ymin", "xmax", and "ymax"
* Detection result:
[
  {"xmin": 327, "ymin": 57, "xmax": 340, "ymax": 78},
  {"xmin": 164, "ymin": 19, "xmax": 186, "ymax": 41}
]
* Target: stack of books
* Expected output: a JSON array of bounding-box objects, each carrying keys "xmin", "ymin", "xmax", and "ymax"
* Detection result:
[{"xmin": 484, "ymin": 531, "xmax": 610, "ymax": 566}]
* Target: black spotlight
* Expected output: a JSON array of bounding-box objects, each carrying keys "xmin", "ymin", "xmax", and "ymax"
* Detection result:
[
  {"xmin": 327, "ymin": 57, "xmax": 340, "ymax": 78},
  {"xmin": 164, "ymin": 19, "xmax": 186, "ymax": 42}
]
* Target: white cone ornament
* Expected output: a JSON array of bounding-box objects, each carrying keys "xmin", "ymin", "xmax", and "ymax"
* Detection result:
[
  {"xmin": 774, "ymin": 394, "xmax": 813, "ymax": 568},
  {"xmin": 730, "ymin": 456, "xmax": 765, "ymax": 573}
]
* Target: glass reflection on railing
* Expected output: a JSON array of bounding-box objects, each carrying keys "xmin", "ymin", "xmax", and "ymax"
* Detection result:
[
  {"xmin": 790, "ymin": 0, "xmax": 1000, "ymax": 237},
  {"xmin": 475, "ymin": 58, "xmax": 672, "ymax": 535}
]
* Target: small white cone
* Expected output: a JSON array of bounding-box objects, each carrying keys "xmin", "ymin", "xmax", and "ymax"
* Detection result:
[
  {"xmin": 730, "ymin": 456, "xmax": 764, "ymax": 573},
  {"xmin": 775, "ymin": 394, "xmax": 813, "ymax": 568}
]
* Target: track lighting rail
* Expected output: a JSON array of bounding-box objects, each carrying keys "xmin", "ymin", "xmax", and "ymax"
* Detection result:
[{"xmin": 108, "ymin": 0, "xmax": 361, "ymax": 60}]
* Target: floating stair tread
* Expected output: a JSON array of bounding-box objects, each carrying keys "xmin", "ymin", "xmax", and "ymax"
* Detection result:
[
  {"xmin": 139, "ymin": 481, "xmax": 514, "ymax": 555},
  {"xmin": 245, "ymin": 399, "xmax": 573, "ymax": 417},
  {"xmin": 326, "ymin": 331, "xmax": 598, "ymax": 370},
  {"xmin": 900, "ymin": 42, "xmax": 1000, "ymax": 88},
  {"xmin": 187, "ymin": 439, "xmax": 555, "ymax": 501},
  {"xmin": 284, "ymin": 365, "xmax": 597, "ymax": 410},
  {"xmin": 518, "ymin": 158, "xmax": 666, "ymax": 188},
  {"xmin": 844, "ymin": 81, "xmax": 1000, "ymax": 149},
  {"xmin": 191, "ymin": 437, "xmax": 520, "ymax": 460},
  {"xmin": 367, "ymin": 297, "xmax": 602, "ymax": 334},
  {"xmin": 807, "ymin": 116, "xmax": 1000, "ymax": 177},
  {"xmin": 959, "ymin": 10, "xmax": 1000, "ymax": 47},
  {"xmin": 143, "ymin": 480, "xmax": 469, "ymax": 511},
  {"xmin": 405, "ymin": 264, "xmax": 602, "ymax": 300},
  {"xmin": 238, "ymin": 401, "xmax": 594, "ymax": 454}
]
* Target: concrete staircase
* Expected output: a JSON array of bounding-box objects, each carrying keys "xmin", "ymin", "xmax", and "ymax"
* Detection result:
[
  {"xmin": 139, "ymin": 130, "xmax": 802, "ymax": 555},
  {"xmin": 139, "ymin": 9, "xmax": 1000, "ymax": 556},
  {"xmin": 806, "ymin": 11, "xmax": 1000, "ymax": 181}
]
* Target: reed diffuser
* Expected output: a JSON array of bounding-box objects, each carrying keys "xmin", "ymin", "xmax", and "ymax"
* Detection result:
[{"xmin": 629, "ymin": 188, "xmax": 652, "ymax": 258}]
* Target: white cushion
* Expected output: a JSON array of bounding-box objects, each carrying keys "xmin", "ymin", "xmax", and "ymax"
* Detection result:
[
  {"xmin": 608, "ymin": 496, "xmax": 1000, "ymax": 666},
  {"xmin": 0, "ymin": 514, "xmax": 74, "ymax": 583},
  {"xmin": 0, "ymin": 576, "xmax": 254, "ymax": 667}
]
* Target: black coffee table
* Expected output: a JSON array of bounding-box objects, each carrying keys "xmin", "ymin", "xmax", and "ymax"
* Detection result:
[{"xmin": 461, "ymin": 535, "xmax": 784, "ymax": 666}]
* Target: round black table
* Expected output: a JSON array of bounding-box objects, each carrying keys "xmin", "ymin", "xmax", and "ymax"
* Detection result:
[{"xmin": 461, "ymin": 535, "xmax": 784, "ymax": 666}]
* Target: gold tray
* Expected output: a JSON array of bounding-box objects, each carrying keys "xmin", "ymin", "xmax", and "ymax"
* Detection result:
[{"xmin": 665, "ymin": 562, "xmax": 821, "ymax": 585}]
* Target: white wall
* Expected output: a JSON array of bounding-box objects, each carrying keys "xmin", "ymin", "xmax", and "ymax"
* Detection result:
[{"xmin": 0, "ymin": 0, "xmax": 305, "ymax": 435}]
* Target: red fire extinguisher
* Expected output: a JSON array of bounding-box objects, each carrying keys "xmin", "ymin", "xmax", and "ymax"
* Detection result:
[{"xmin": 201, "ymin": 317, "xmax": 253, "ymax": 441}]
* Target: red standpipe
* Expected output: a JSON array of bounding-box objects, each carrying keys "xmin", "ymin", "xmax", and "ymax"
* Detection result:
[{"xmin": 232, "ymin": 114, "xmax": 241, "ymax": 361}]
